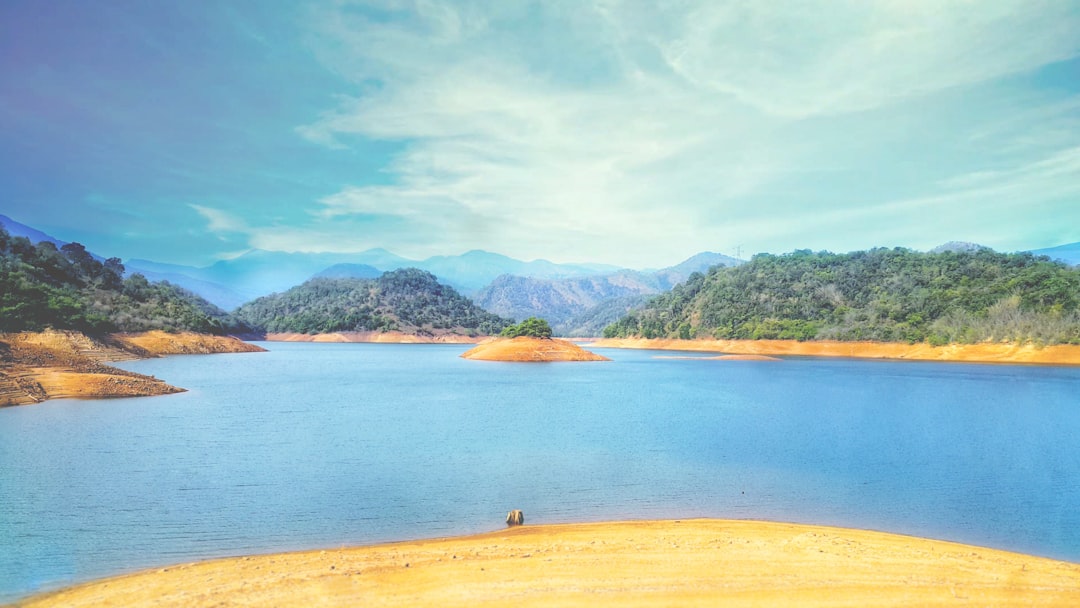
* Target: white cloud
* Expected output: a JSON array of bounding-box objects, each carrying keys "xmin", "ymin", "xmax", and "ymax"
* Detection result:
[
  {"xmin": 288, "ymin": 0, "xmax": 1080, "ymax": 264},
  {"xmin": 190, "ymin": 204, "xmax": 247, "ymax": 233}
]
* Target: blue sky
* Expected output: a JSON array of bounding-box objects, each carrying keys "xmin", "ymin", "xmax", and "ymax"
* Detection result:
[{"xmin": 2, "ymin": 1, "xmax": 1079, "ymax": 268}]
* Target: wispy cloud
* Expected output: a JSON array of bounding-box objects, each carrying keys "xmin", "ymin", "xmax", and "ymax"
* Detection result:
[
  {"xmin": 190, "ymin": 204, "xmax": 247, "ymax": 234},
  {"xmin": 286, "ymin": 0, "xmax": 1080, "ymax": 264}
]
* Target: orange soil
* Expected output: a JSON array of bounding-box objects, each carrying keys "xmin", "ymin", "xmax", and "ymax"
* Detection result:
[
  {"xmin": 655, "ymin": 354, "xmax": 783, "ymax": 361},
  {"xmin": 18, "ymin": 519, "xmax": 1080, "ymax": 608},
  {"xmin": 0, "ymin": 330, "xmax": 263, "ymax": 406},
  {"xmin": 266, "ymin": 331, "xmax": 484, "ymax": 344},
  {"xmin": 112, "ymin": 330, "xmax": 266, "ymax": 355},
  {"xmin": 591, "ymin": 338, "xmax": 1080, "ymax": 365},
  {"xmin": 460, "ymin": 337, "xmax": 610, "ymax": 362}
]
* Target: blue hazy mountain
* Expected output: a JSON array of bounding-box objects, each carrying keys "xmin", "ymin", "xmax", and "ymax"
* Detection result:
[
  {"xmin": 1031, "ymin": 242, "xmax": 1080, "ymax": 266},
  {"xmin": 0, "ymin": 214, "xmax": 68, "ymax": 249},
  {"xmin": 314, "ymin": 263, "xmax": 384, "ymax": 280},
  {"xmin": 127, "ymin": 248, "xmax": 630, "ymax": 307},
  {"xmin": 472, "ymin": 252, "xmax": 745, "ymax": 336}
]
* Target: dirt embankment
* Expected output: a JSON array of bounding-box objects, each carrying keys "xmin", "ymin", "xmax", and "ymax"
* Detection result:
[
  {"xmin": 19, "ymin": 519, "xmax": 1080, "ymax": 608},
  {"xmin": 265, "ymin": 331, "xmax": 484, "ymax": 344},
  {"xmin": 461, "ymin": 337, "xmax": 610, "ymax": 362},
  {"xmin": 0, "ymin": 330, "xmax": 264, "ymax": 407},
  {"xmin": 112, "ymin": 330, "xmax": 267, "ymax": 354},
  {"xmin": 590, "ymin": 337, "xmax": 1080, "ymax": 365}
]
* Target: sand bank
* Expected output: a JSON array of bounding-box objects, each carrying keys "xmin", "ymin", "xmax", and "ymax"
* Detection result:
[
  {"xmin": 654, "ymin": 354, "xmax": 783, "ymax": 361},
  {"xmin": 0, "ymin": 330, "xmax": 263, "ymax": 406},
  {"xmin": 111, "ymin": 330, "xmax": 265, "ymax": 355},
  {"xmin": 461, "ymin": 337, "xmax": 609, "ymax": 361},
  {"xmin": 591, "ymin": 337, "xmax": 1080, "ymax": 365},
  {"xmin": 17, "ymin": 519, "xmax": 1080, "ymax": 607},
  {"xmin": 265, "ymin": 331, "xmax": 484, "ymax": 344}
]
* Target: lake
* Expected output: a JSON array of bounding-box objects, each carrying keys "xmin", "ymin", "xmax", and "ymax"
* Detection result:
[{"xmin": 2, "ymin": 342, "xmax": 1079, "ymax": 601}]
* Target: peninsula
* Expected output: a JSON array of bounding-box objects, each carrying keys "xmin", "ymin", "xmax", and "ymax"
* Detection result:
[{"xmin": 0, "ymin": 330, "xmax": 263, "ymax": 406}]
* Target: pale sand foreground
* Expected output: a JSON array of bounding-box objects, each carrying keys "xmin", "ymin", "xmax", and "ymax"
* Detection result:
[{"xmin": 17, "ymin": 520, "xmax": 1080, "ymax": 607}]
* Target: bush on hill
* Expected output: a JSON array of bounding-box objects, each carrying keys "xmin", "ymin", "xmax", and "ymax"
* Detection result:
[{"xmin": 500, "ymin": 317, "xmax": 553, "ymax": 338}]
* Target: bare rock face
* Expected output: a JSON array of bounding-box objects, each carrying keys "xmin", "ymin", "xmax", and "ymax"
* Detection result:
[{"xmin": 460, "ymin": 337, "xmax": 609, "ymax": 362}]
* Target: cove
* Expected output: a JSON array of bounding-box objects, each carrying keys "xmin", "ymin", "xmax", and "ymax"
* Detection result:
[{"xmin": 1, "ymin": 342, "xmax": 1079, "ymax": 601}]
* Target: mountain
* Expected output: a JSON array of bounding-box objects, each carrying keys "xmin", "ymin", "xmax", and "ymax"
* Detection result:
[
  {"xmin": 0, "ymin": 214, "xmax": 68, "ymax": 249},
  {"xmin": 234, "ymin": 268, "xmax": 511, "ymax": 337},
  {"xmin": 558, "ymin": 293, "xmax": 653, "ymax": 337},
  {"xmin": 0, "ymin": 222, "xmax": 248, "ymax": 335},
  {"xmin": 929, "ymin": 241, "xmax": 989, "ymax": 254},
  {"xmin": 472, "ymin": 252, "xmax": 745, "ymax": 336},
  {"xmin": 125, "ymin": 248, "xmax": 629, "ymax": 309},
  {"xmin": 473, "ymin": 271, "xmax": 663, "ymax": 335},
  {"xmin": 1031, "ymin": 242, "xmax": 1080, "ymax": 266},
  {"xmin": 314, "ymin": 263, "xmax": 383, "ymax": 280},
  {"xmin": 419, "ymin": 250, "xmax": 622, "ymax": 293},
  {"xmin": 652, "ymin": 251, "xmax": 743, "ymax": 286},
  {"xmin": 605, "ymin": 248, "xmax": 1080, "ymax": 345}
]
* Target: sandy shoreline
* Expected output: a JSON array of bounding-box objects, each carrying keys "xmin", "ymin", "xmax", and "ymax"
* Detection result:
[
  {"xmin": 590, "ymin": 337, "xmax": 1080, "ymax": 365},
  {"xmin": 0, "ymin": 330, "xmax": 264, "ymax": 406},
  {"xmin": 265, "ymin": 331, "xmax": 484, "ymax": 343},
  {"xmin": 15, "ymin": 519, "xmax": 1080, "ymax": 607}
]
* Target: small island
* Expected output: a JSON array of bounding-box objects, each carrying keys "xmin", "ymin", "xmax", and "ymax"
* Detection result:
[{"xmin": 461, "ymin": 317, "xmax": 609, "ymax": 362}]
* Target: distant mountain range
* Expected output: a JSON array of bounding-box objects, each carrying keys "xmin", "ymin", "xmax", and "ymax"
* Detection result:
[
  {"xmin": 121, "ymin": 248, "xmax": 634, "ymax": 310},
  {"xmin": 6, "ymin": 212, "xmax": 1077, "ymax": 334},
  {"xmin": 473, "ymin": 252, "xmax": 744, "ymax": 336}
]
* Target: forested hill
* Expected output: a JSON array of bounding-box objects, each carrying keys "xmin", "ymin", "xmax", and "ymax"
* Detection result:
[
  {"xmin": 604, "ymin": 248, "xmax": 1080, "ymax": 345},
  {"xmin": 0, "ymin": 224, "xmax": 248, "ymax": 335},
  {"xmin": 234, "ymin": 268, "xmax": 512, "ymax": 337}
]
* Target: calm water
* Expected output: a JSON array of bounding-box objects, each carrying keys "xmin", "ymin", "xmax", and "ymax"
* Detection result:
[{"xmin": 2, "ymin": 342, "xmax": 1080, "ymax": 600}]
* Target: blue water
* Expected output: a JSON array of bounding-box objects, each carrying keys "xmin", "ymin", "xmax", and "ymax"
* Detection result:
[{"xmin": 2, "ymin": 342, "xmax": 1080, "ymax": 601}]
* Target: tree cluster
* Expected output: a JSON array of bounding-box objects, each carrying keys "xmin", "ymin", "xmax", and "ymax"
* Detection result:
[
  {"xmin": 234, "ymin": 269, "xmax": 512, "ymax": 336},
  {"xmin": 0, "ymin": 224, "xmax": 247, "ymax": 335},
  {"xmin": 500, "ymin": 317, "xmax": 553, "ymax": 338},
  {"xmin": 604, "ymin": 248, "xmax": 1080, "ymax": 346}
]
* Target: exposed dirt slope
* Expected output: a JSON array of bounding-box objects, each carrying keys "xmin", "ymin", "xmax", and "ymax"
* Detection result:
[
  {"xmin": 17, "ymin": 519, "xmax": 1080, "ymax": 607},
  {"xmin": 461, "ymin": 337, "xmax": 609, "ymax": 361},
  {"xmin": 112, "ymin": 330, "xmax": 266, "ymax": 354},
  {"xmin": 0, "ymin": 330, "xmax": 263, "ymax": 406}
]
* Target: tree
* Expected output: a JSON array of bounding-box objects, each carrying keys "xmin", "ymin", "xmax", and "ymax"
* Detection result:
[{"xmin": 500, "ymin": 317, "xmax": 553, "ymax": 338}]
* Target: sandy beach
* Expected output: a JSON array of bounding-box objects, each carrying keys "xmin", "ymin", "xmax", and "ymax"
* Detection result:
[
  {"xmin": 16, "ymin": 519, "xmax": 1080, "ymax": 607},
  {"xmin": 590, "ymin": 337, "xmax": 1080, "ymax": 365}
]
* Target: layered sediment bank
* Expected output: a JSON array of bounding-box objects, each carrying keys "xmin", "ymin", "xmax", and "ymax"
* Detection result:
[
  {"xmin": 591, "ymin": 337, "xmax": 1080, "ymax": 365},
  {"xmin": 461, "ymin": 337, "xmax": 609, "ymax": 362},
  {"xmin": 18, "ymin": 519, "xmax": 1080, "ymax": 607},
  {"xmin": 0, "ymin": 330, "xmax": 264, "ymax": 406}
]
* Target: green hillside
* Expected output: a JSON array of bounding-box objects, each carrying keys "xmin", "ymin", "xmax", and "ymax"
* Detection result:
[
  {"xmin": 604, "ymin": 248, "xmax": 1080, "ymax": 345},
  {"xmin": 234, "ymin": 268, "xmax": 511, "ymax": 336},
  {"xmin": 0, "ymin": 224, "xmax": 247, "ymax": 334}
]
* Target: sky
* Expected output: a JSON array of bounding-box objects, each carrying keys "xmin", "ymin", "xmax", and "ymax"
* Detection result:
[{"xmin": 1, "ymin": 0, "xmax": 1079, "ymax": 269}]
